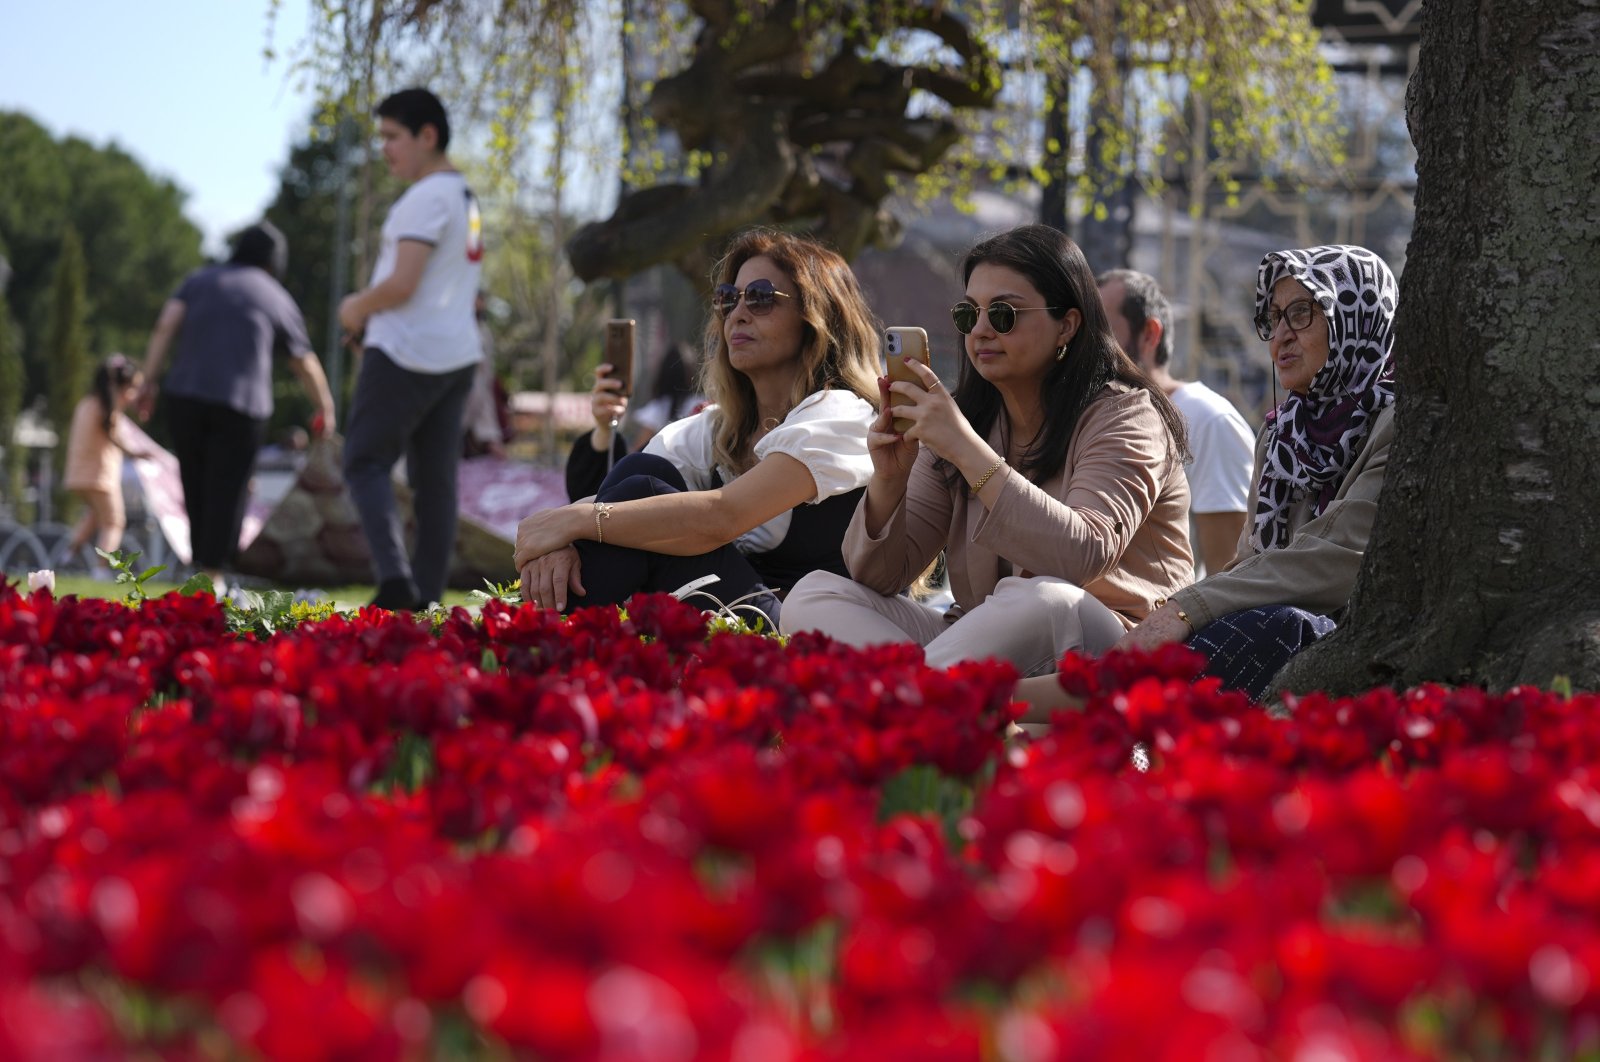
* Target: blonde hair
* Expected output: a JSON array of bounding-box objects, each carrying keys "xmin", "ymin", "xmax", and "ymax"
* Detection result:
[{"xmin": 700, "ymin": 229, "xmax": 882, "ymax": 475}]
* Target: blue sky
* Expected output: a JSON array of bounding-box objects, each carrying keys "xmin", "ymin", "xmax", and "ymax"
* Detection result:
[
  {"xmin": 1, "ymin": 1, "xmax": 625, "ymax": 255},
  {"xmin": 1, "ymin": 1, "xmax": 318, "ymax": 254}
]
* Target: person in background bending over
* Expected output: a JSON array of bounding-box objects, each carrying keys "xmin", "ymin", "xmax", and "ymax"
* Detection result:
[
  {"xmin": 339, "ymin": 87, "xmax": 484, "ymax": 611},
  {"xmin": 1098, "ymin": 269, "xmax": 1255, "ymax": 577},
  {"xmin": 138, "ymin": 221, "xmax": 335, "ymax": 596}
]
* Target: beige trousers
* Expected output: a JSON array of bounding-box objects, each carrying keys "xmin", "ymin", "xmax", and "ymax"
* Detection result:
[{"xmin": 781, "ymin": 571, "xmax": 1129, "ymax": 677}]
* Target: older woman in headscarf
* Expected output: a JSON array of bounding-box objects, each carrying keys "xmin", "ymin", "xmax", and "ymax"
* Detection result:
[{"xmin": 1018, "ymin": 243, "xmax": 1399, "ymax": 711}]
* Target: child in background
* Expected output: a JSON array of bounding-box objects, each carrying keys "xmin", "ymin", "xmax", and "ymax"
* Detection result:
[{"xmin": 62, "ymin": 354, "xmax": 146, "ymax": 570}]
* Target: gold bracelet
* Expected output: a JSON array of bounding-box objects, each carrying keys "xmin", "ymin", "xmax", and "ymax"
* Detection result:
[
  {"xmin": 1156, "ymin": 598, "xmax": 1192, "ymax": 633},
  {"xmin": 594, "ymin": 502, "xmax": 614, "ymax": 544},
  {"xmin": 969, "ymin": 459, "xmax": 1003, "ymax": 495}
]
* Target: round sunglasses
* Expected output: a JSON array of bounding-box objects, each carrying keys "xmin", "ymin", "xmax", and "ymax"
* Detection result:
[
  {"xmin": 950, "ymin": 300, "xmax": 1061, "ymax": 335},
  {"xmin": 712, "ymin": 279, "xmax": 794, "ymax": 317}
]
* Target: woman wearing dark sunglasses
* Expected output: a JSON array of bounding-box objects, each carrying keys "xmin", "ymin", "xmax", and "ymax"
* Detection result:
[
  {"xmin": 1015, "ymin": 244, "xmax": 1399, "ymax": 712},
  {"xmin": 514, "ymin": 229, "xmax": 881, "ymax": 616},
  {"xmin": 780, "ymin": 224, "xmax": 1193, "ymax": 675}
]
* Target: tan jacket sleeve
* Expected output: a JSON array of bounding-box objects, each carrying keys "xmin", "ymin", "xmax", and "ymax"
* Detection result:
[
  {"xmin": 1171, "ymin": 405, "xmax": 1395, "ymax": 627},
  {"xmin": 972, "ymin": 389, "xmax": 1174, "ymax": 585},
  {"xmin": 841, "ymin": 447, "xmax": 954, "ymax": 595}
]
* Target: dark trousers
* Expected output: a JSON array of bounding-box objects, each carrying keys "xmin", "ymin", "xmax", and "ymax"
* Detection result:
[
  {"xmin": 1187, "ymin": 605, "xmax": 1338, "ymax": 702},
  {"xmin": 573, "ymin": 453, "xmax": 778, "ymax": 619},
  {"xmin": 164, "ymin": 394, "xmax": 267, "ymax": 570},
  {"xmin": 342, "ymin": 348, "xmax": 476, "ymax": 605}
]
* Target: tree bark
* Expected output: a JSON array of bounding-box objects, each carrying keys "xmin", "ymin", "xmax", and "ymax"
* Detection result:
[
  {"xmin": 564, "ymin": 1, "xmax": 996, "ymax": 284},
  {"xmin": 1277, "ymin": 0, "xmax": 1600, "ymax": 695}
]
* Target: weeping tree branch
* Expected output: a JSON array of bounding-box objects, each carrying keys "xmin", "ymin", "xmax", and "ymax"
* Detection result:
[
  {"xmin": 283, "ymin": 0, "xmax": 1340, "ymax": 290},
  {"xmin": 565, "ymin": 0, "xmax": 1000, "ymax": 283}
]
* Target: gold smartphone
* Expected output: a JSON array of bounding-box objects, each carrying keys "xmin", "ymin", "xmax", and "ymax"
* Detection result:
[
  {"xmin": 603, "ymin": 319, "xmax": 637, "ymax": 396},
  {"xmin": 884, "ymin": 326, "xmax": 931, "ymax": 433}
]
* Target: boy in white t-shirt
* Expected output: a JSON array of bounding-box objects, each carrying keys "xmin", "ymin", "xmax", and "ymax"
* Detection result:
[
  {"xmin": 339, "ymin": 87, "xmax": 484, "ymax": 610},
  {"xmin": 1098, "ymin": 269, "xmax": 1256, "ymax": 577}
]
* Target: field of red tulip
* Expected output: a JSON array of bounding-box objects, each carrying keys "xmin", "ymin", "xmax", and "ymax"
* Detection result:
[{"xmin": 2, "ymin": 581, "xmax": 1597, "ymax": 1060}]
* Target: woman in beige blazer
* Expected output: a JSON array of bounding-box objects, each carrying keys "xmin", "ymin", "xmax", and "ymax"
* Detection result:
[
  {"xmin": 1017, "ymin": 243, "xmax": 1400, "ymax": 712},
  {"xmin": 780, "ymin": 224, "xmax": 1193, "ymax": 676}
]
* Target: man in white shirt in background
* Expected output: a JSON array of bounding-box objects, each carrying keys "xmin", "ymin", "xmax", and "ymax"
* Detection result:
[
  {"xmin": 1098, "ymin": 269, "xmax": 1255, "ymax": 577},
  {"xmin": 339, "ymin": 87, "xmax": 484, "ymax": 610}
]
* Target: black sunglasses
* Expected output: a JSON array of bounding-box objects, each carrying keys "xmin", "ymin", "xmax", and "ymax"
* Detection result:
[
  {"xmin": 950, "ymin": 300, "xmax": 1061, "ymax": 335},
  {"xmin": 713, "ymin": 279, "xmax": 793, "ymax": 317}
]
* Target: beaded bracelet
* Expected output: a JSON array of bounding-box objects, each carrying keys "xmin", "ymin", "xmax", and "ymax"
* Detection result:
[
  {"xmin": 594, "ymin": 502, "xmax": 615, "ymax": 543},
  {"xmin": 969, "ymin": 459, "xmax": 1003, "ymax": 495}
]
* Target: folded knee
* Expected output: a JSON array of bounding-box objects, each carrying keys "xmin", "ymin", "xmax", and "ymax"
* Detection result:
[
  {"xmin": 779, "ymin": 571, "xmax": 860, "ymax": 633},
  {"xmin": 597, "ymin": 454, "xmax": 686, "ymax": 500}
]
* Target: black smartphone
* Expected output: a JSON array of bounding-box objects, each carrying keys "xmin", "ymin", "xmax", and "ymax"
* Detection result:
[{"xmin": 604, "ymin": 319, "xmax": 637, "ymax": 396}]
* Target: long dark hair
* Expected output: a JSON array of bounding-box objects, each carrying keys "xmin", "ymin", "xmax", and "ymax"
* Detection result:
[
  {"xmin": 944, "ymin": 224, "xmax": 1188, "ymax": 487},
  {"xmin": 91, "ymin": 354, "xmax": 138, "ymax": 433}
]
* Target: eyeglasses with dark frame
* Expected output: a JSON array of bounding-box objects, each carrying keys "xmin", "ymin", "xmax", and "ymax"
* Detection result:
[
  {"xmin": 1255, "ymin": 297, "xmax": 1321, "ymax": 341},
  {"xmin": 712, "ymin": 279, "xmax": 794, "ymax": 318},
  {"xmin": 950, "ymin": 300, "xmax": 1061, "ymax": 336}
]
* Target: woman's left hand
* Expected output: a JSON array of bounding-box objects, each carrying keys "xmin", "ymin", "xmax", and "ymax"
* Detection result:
[
  {"xmin": 888, "ymin": 358, "xmax": 979, "ymax": 461},
  {"xmin": 520, "ymin": 546, "xmax": 585, "ymax": 611},
  {"xmin": 1112, "ymin": 604, "xmax": 1194, "ymax": 652},
  {"xmin": 514, "ymin": 503, "xmax": 588, "ymax": 570}
]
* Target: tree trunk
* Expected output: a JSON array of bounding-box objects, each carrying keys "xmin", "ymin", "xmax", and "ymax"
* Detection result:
[{"xmin": 1277, "ymin": 0, "xmax": 1600, "ymax": 695}]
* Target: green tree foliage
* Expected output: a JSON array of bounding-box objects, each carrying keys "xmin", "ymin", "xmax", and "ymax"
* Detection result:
[
  {"xmin": 260, "ymin": 125, "xmax": 371, "ymax": 431},
  {"xmin": 0, "ymin": 112, "xmax": 202, "ymax": 405},
  {"xmin": 0, "ymin": 238, "xmax": 23, "ymax": 507},
  {"xmin": 56, "ymin": 137, "xmax": 205, "ymax": 357},
  {"xmin": 265, "ymin": 131, "xmax": 348, "ymax": 362},
  {"xmin": 43, "ymin": 226, "xmax": 89, "ymax": 477},
  {"xmin": 476, "ymin": 190, "xmax": 612, "ymax": 392},
  {"xmin": 280, "ymin": 1, "xmax": 1342, "ymax": 281},
  {"xmin": 0, "ymin": 113, "xmax": 73, "ymax": 390}
]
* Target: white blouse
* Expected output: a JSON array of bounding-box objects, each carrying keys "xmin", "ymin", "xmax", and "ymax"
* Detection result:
[{"xmin": 642, "ymin": 389, "xmax": 875, "ymax": 554}]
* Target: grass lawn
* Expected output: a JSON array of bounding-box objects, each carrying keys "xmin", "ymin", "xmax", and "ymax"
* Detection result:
[{"xmin": 37, "ymin": 573, "xmax": 484, "ymax": 610}]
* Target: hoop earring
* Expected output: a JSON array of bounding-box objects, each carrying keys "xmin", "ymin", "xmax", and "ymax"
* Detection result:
[{"xmin": 1055, "ymin": 344, "xmax": 1068, "ymax": 361}]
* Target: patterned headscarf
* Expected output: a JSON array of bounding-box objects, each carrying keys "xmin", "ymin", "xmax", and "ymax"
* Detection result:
[{"xmin": 1253, "ymin": 245, "xmax": 1397, "ymax": 551}]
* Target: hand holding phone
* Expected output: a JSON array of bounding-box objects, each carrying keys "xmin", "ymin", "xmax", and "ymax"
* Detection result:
[
  {"xmin": 604, "ymin": 319, "xmax": 637, "ymax": 398},
  {"xmin": 884, "ymin": 326, "xmax": 931, "ymax": 433}
]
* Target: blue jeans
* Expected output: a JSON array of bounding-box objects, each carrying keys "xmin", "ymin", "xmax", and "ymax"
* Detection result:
[{"xmin": 572, "ymin": 453, "xmax": 780, "ymax": 621}]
